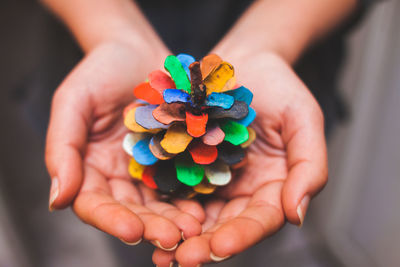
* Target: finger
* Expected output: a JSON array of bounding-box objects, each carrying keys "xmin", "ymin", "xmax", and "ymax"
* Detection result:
[
  {"xmin": 138, "ymin": 183, "xmax": 159, "ymax": 203},
  {"xmin": 202, "ymin": 199, "xmax": 226, "ymax": 232},
  {"xmin": 209, "ymin": 181, "xmax": 284, "ymax": 259},
  {"xmin": 175, "ymin": 197, "xmax": 250, "ymax": 266},
  {"xmin": 73, "ymin": 166, "xmax": 144, "ymax": 244},
  {"xmin": 153, "ymin": 199, "xmax": 227, "ymax": 267},
  {"xmin": 203, "ymin": 197, "xmax": 250, "ymax": 234},
  {"xmin": 110, "ymin": 180, "xmax": 181, "ymax": 250},
  {"xmin": 176, "ymin": 181, "xmax": 284, "ymax": 266},
  {"xmin": 281, "ymin": 105, "xmax": 328, "ymax": 225},
  {"xmin": 108, "ymin": 178, "xmax": 143, "ymax": 205},
  {"xmin": 139, "ymin": 185, "xmax": 203, "ymax": 239},
  {"xmin": 145, "ymin": 200, "xmax": 202, "ymax": 240},
  {"xmin": 45, "ymin": 75, "xmax": 91, "ymax": 210},
  {"xmin": 176, "ymin": 234, "xmax": 213, "ymax": 267},
  {"xmin": 172, "ymin": 198, "xmax": 206, "ymax": 223},
  {"xmin": 152, "ymin": 248, "xmax": 176, "ymax": 267}
]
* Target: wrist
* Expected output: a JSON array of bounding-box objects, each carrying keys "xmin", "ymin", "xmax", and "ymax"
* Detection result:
[
  {"xmin": 211, "ymin": 0, "xmax": 357, "ymax": 66},
  {"xmin": 212, "ymin": 32, "xmax": 301, "ymax": 66},
  {"xmin": 89, "ymin": 40, "xmax": 170, "ymax": 77},
  {"xmin": 42, "ymin": 0, "xmax": 170, "ymax": 57},
  {"xmin": 212, "ymin": 46, "xmax": 289, "ymax": 70},
  {"xmin": 80, "ymin": 24, "xmax": 171, "ymax": 59},
  {"xmin": 92, "ymin": 30, "xmax": 170, "ymax": 61}
]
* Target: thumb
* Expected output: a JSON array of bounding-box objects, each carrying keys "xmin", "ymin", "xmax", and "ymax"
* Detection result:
[
  {"xmin": 281, "ymin": 106, "xmax": 328, "ymax": 226},
  {"xmin": 45, "ymin": 80, "xmax": 90, "ymax": 211}
]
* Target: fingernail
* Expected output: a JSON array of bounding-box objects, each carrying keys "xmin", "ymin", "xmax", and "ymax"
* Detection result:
[
  {"xmin": 297, "ymin": 195, "xmax": 310, "ymax": 227},
  {"xmin": 181, "ymin": 231, "xmax": 186, "ymax": 241},
  {"xmin": 120, "ymin": 238, "xmax": 142, "ymax": 246},
  {"xmin": 151, "ymin": 240, "xmax": 178, "ymax": 251},
  {"xmin": 210, "ymin": 252, "xmax": 230, "ymax": 262},
  {"xmin": 49, "ymin": 177, "xmax": 59, "ymax": 212}
]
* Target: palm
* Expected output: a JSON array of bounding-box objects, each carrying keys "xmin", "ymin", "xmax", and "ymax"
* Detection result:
[
  {"xmin": 219, "ymin": 117, "xmax": 287, "ymax": 198},
  {"xmin": 152, "ymin": 53, "xmax": 328, "ymax": 266},
  {"xmin": 47, "ymin": 43, "xmax": 205, "ymax": 249},
  {"xmin": 83, "ymin": 92, "xmax": 132, "ymax": 182}
]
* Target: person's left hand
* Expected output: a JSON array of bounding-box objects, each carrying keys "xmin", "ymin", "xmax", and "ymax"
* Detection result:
[{"xmin": 151, "ymin": 52, "xmax": 328, "ymax": 267}]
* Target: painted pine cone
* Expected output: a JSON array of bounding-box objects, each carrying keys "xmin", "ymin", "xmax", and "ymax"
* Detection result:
[{"xmin": 122, "ymin": 53, "xmax": 256, "ymax": 197}]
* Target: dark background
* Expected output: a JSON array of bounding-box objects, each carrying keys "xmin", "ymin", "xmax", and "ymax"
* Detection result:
[{"xmin": 0, "ymin": 1, "xmax": 398, "ymax": 267}]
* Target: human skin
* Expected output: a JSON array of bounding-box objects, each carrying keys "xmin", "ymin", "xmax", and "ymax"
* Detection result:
[
  {"xmin": 153, "ymin": 0, "xmax": 357, "ymax": 265},
  {"xmin": 42, "ymin": 0, "xmax": 357, "ymax": 265},
  {"xmin": 43, "ymin": 0, "xmax": 206, "ymax": 250}
]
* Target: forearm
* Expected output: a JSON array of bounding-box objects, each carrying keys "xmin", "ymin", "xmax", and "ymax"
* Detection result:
[
  {"xmin": 213, "ymin": 0, "xmax": 357, "ymax": 64},
  {"xmin": 41, "ymin": 0, "xmax": 168, "ymax": 55}
]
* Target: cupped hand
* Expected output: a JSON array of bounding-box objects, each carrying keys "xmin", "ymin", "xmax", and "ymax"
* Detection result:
[
  {"xmin": 152, "ymin": 52, "xmax": 328, "ymax": 267},
  {"xmin": 45, "ymin": 42, "xmax": 205, "ymax": 249}
]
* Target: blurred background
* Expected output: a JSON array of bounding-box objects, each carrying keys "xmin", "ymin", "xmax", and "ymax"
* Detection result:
[{"xmin": 0, "ymin": 0, "xmax": 399, "ymax": 266}]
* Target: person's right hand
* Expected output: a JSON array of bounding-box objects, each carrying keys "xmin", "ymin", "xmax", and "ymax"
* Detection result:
[{"xmin": 45, "ymin": 42, "xmax": 205, "ymax": 249}]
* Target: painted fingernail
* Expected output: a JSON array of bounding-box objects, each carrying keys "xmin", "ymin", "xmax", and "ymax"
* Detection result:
[
  {"xmin": 151, "ymin": 240, "xmax": 178, "ymax": 251},
  {"xmin": 120, "ymin": 238, "xmax": 142, "ymax": 246},
  {"xmin": 49, "ymin": 177, "xmax": 59, "ymax": 212},
  {"xmin": 297, "ymin": 195, "xmax": 310, "ymax": 227},
  {"xmin": 210, "ymin": 252, "xmax": 230, "ymax": 262}
]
